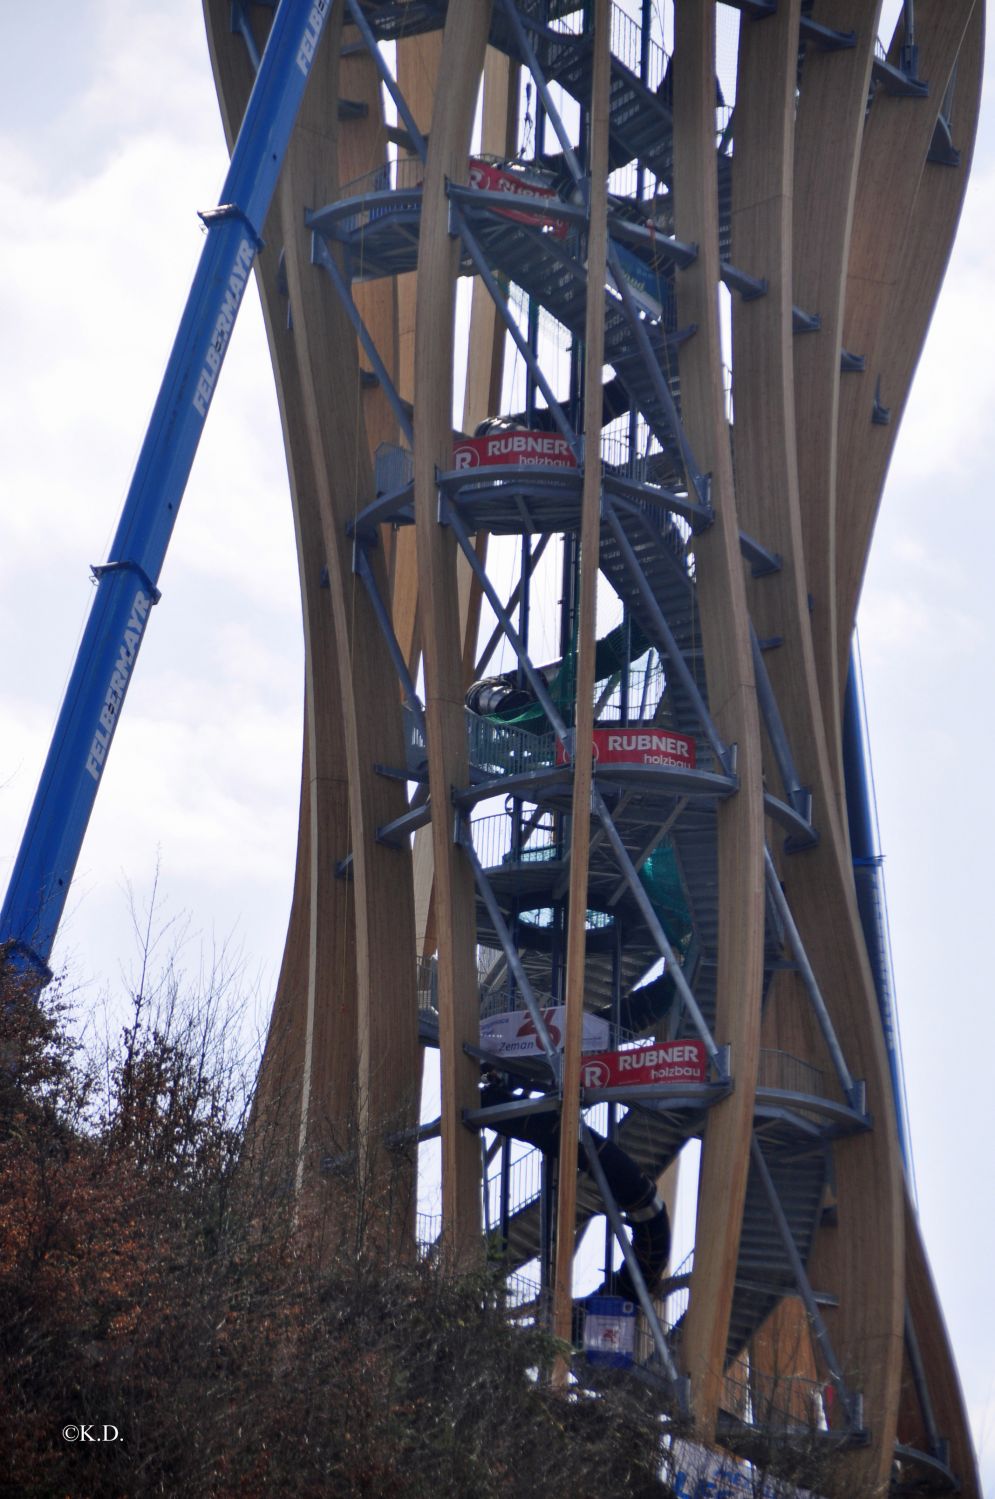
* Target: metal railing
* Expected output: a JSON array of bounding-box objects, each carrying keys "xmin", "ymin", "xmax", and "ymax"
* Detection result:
[
  {"xmin": 486, "ymin": 1144, "xmax": 544, "ymax": 1226},
  {"xmin": 417, "ymin": 950, "xmax": 516, "ymax": 1021},
  {"xmin": 339, "ymin": 155, "xmax": 424, "ymax": 205},
  {"xmin": 502, "ymin": 1266, "xmax": 545, "ymax": 1315},
  {"xmin": 608, "ymin": 1, "xmax": 666, "ymax": 90},
  {"xmin": 470, "ymin": 808, "xmax": 561, "ymax": 871},
  {"xmin": 633, "ymin": 1246, "xmax": 692, "ymax": 1364},
  {"xmin": 516, "ymin": 0, "xmax": 667, "ymax": 90},
  {"xmin": 374, "ymin": 440, "xmax": 413, "ymax": 497},
  {"xmin": 465, "ymin": 712, "xmax": 558, "ymax": 778},
  {"xmin": 721, "ymin": 1368, "xmax": 834, "ymax": 1436},
  {"xmin": 757, "ymin": 1049, "xmax": 828, "ymax": 1102},
  {"xmin": 600, "ymin": 430, "xmax": 690, "ymax": 503},
  {"xmin": 375, "ymin": 429, "xmax": 695, "ymax": 527},
  {"xmin": 416, "ymin": 1211, "xmax": 442, "ymax": 1255}
]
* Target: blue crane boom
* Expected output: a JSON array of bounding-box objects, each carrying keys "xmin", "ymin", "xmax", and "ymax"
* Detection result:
[{"xmin": 1, "ymin": 0, "xmax": 334, "ymax": 978}]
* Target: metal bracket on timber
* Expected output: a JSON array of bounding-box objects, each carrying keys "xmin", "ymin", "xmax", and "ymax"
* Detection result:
[
  {"xmin": 799, "ymin": 18, "xmax": 857, "ymax": 52},
  {"xmin": 722, "ymin": 263, "xmax": 768, "ymax": 301},
  {"xmin": 927, "ymin": 105, "xmax": 962, "ymax": 166},
  {"xmin": 872, "ymin": 55, "xmax": 930, "ymax": 99},
  {"xmin": 792, "ymin": 306, "xmax": 821, "ymax": 333},
  {"xmin": 740, "ymin": 532, "xmax": 783, "ymax": 578}
]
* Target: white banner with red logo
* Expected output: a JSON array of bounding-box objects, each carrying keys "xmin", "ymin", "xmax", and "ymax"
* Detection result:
[
  {"xmin": 452, "ymin": 430, "xmax": 578, "ymax": 472},
  {"xmin": 480, "ymin": 1007, "xmax": 610, "ymax": 1059},
  {"xmin": 580, "ymin": 1040, "xmax": 708, "ymax": 1090},
  {"xmin": 670, "ymin": 1439, "xmax": 823, "ymax": 1499},
  {"xmin": 555, "ymin": 728, "xmax": 697, "ymax": 770}
]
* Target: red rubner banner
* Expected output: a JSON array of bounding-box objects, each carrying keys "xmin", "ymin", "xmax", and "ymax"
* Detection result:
[
  {"xmin": 555, "ymin": 728, "xmax": 697, "ymax": 770},
  {"xmin": 467, "ymin": 157, "xmax": 569, "ymax": 238},
  {"xmin": 452, "ymin": 430, "xmax": 579, "ymax": 471},
  {"xmin": 580, "ymin": 1040, "xmax": 709, "ymax": 1090}
]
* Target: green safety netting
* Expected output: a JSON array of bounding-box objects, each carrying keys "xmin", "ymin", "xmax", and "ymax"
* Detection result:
[
  {"xmin": 478, "ymin": 615, "xmax": 653, "ymax": 729},
  {"xmin": 637, "ymin": 844, "xmax": 692, "ymax": 958}
]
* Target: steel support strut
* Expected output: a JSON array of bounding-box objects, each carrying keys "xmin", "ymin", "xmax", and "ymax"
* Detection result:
[
  {"xmin": 344, "ymin": 0, "xmax": 427, "ymax": 162},
  {"xmin": 353, "ymin": 544, "xmax": 426, "ymax": 738},
  {"xmin": 750, "ymin": 623, "xmax": 812, "ymax": 825},
  {"xmin": 750, "ymin": 1139, "xmax": 859, "ymax": 1425},
  {"xmin": 495, "ymin": 0, "xmax": 586, "ymax": 188},
  {"xmin": 763, "ymin": 849, "xmax": 864, "ymax": 1112},
  {"xmin": 312, "ymin": 235, "xmax": 414, "ymax": 447},
  {"xmin": 602, "ymin": 501, "xmax": 730, "ymax": 769},
  {"xmin": 592, "ymin": 788, "xmax": 724, "ymax": 1070},
  {"xmin": 605, "ymin": 243, "xmax": 710, "ymax": 503},
  {"xmin": 475, "ymin": 534, "xmax": 553, "ymax": 678},
  {"xmin": 442, "ymin": 499, "xmax": 571, "ymax": 742},
  {"xmin": 449, "ymin": 205, "xmax": 581, "ymax": 455},
  {"xmin": 458, "ymin": 824, "xmax": 561, "ymax": 1081},
  {"xmin": 580, "ymin": 1120, "xmax": 689, "ymax": 1408}
]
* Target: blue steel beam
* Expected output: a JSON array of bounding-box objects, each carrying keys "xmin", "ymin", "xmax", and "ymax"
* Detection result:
[
  {"xmin": 1, "ymin": 0, "xmax": 337, "ymax": 976},
  {"xmin": 842, "ymin": 641, "xmax": 914, "ymax": 1174}
]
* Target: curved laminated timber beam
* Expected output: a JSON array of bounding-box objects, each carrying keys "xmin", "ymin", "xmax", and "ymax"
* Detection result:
[
  {"xmin": 835, "ymin": 0, "xmax": 982, "ymax": 691},
  {"xmin": 791, "ymin": 0, "xmax": 884, "ymax": 814},
  {"xmin": 733, "ymin": 4, "xmax": 905, "ymax": 1487},
  {"xmin": 205, "ymin": 0, "xmax": 420, "ymax": 1235},
  {"xmin": 413, "ymin": 0, "xmax": 495, "ymax": 1254},
  {"xmin": 671, "ymin": 3, "xmax": 766, "ymax": 1436},
  {"xmin": 198, "ymin": 0, "xmax": 982, "ymax": 1488}
]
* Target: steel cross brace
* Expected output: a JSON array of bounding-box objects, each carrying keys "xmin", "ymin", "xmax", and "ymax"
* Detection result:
[
  {"xmin": 475, "ymin": 533, "xmax": 553, "ymax": 678},
  {"xmin": 310, "ymin": 234, "xmax": 414, "ymax": 448},
  {"xmin": 601, "ymin": 498, "xmax": 731, "ymax": 771},
  {"xmin": 448, "ymin": 203, "xmax": 581, "ymax": 457},
  {"xmin": 763, "ymin": 849, "xmax": 865, "ymax": 1115},
  {"xmin": 605, "ymin": 242, "xmax": 710, "ymax": 506},
  {"xmin": 749, "ymin": 1138, "xmax": 859, "ymax": 1427},
  {"xmin": 352, "ymin": 542, "xmax": 426, "ymax": 740},
  {"xmin": 551, "ymin": 792, "xmax": 634, "ymax": 903},
  {"xmin": 231, "ymin": 0, "xmax": 263, "ymax": 73},
  {"xmin": 495, "ymin": 0, "xmax": 586, "ymax": 191},
  {"xmin": 592, "ymin": 787, "xmax": 724, "ymax": 1073},
  {"xmin": 607, "ymin": 797, "xmax": 688, "ymax": 907},
  {"xmin": 580, "ymin": 1119, "xmax": 688, "ymax": 1409},
  {"xmin": 904, "ymin": 1303, "xmax": 945, "ymax": 1458},
  {"xmin": 442, "ymin": 498, "xmax": 571, "ymax": 744},
  {"xmin": 457, "ymin": 821, "xmax": 561, "ymax": 1084},
  {"xmin": 345, "ymin": 0, "xmax": 428, "ymax": 162},
  {"xmin": 749, "ymin": 623, "xmax": 813, "ymax": 830}
]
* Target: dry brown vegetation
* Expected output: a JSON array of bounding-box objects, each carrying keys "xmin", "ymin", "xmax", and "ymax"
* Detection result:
[{"xmin": 0, "ymin": 951, "xmax": 671, "ymax": 1499}]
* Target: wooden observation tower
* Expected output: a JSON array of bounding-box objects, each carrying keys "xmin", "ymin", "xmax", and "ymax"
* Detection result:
[
  {"xmin": 34, "ymin": 0, "xmax": 986, "ymax": 1490},
  {"xmin": 203, "ymin": 1, "xmax": 983, "ymax": 1490}
]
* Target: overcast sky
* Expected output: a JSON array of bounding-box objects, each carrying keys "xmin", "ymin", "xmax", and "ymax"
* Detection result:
[{"xmin": 1, "ymin": 2, "xmax": 992, "ymax": 1483}]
